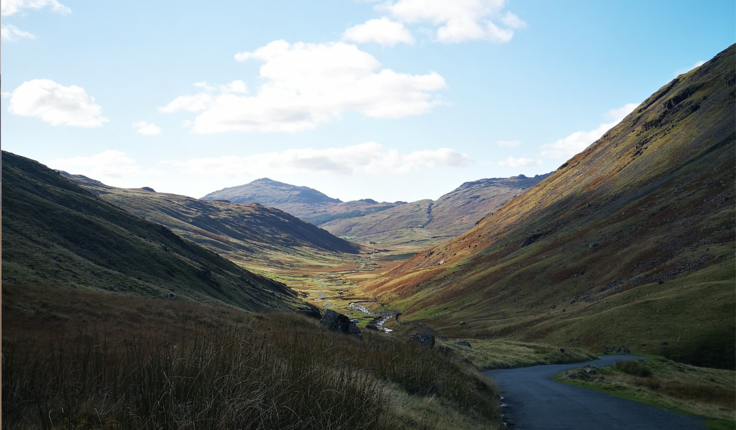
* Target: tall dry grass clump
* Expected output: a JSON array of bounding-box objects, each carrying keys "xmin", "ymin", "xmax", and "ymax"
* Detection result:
[{"xmin": 3, "ymin": 312, "xmax": 498, "ymax": 429}]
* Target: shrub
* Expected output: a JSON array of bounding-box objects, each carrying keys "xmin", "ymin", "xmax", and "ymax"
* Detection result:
[{"xmin": 615, "ymin": 360, "xmax": 653, "ymax": 378}]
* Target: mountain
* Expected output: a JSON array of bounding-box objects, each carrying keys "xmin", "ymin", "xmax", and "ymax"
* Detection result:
[
  {"xmin": 2, "ymin": 151, "xmax": 305, "ymax": 312},
  {"xmin": 366, "ymin": 45, "xmax": 736, "ymax": 369},
  {"xmin": 203, "ymin": 178, "xmax": 342, "ymax": 205},
  {"xmin": 202, "ymin": 174, "xmax": 549, "ymax": 249},
  {"xmin": 61, "ymin": 175, "xmax": 362, "ymax": 273},
  {"xmin": 317, "ymin": 174, "xmax": 551, "ymax": 247}
]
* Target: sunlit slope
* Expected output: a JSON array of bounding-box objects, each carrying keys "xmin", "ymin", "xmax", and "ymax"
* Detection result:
[
  {"xmin": 2, "ymin": 151, "xmax": 304, "ymax": 312},
  {"xmin": 367, "ymin": 45, "xmax": 735, "ymax": 368},
  {"xmin": 63, "ymin": 176, "xmax": 362, "ymax": 272},
  {"xmin": 318, "ymin": 175, "xmax": 550, "ymax": 248}
]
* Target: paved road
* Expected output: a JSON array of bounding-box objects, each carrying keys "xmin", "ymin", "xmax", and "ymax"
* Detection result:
[{"xmin": 484, "ymin": 355, "xmax": 705, "ymax": 430}]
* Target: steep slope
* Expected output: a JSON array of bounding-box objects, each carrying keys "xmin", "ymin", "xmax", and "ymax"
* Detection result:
[
  {"xmin": 367, "ymin": 45, "xmax": 736, "ymax": 368},
  {"xmin": 203, "ymin": 178, "xmax": 341, "ymax": 205},
  {"xmin": 2, "ymin": 151, "xmax": 304, "ymax": 312},
  {"xmin": 320, "ymin": 174, "xmax": 550, "ymax": 247},
  {"xmin": 61, "ymin": 176, "xmax": 362, "ymax": 272}
]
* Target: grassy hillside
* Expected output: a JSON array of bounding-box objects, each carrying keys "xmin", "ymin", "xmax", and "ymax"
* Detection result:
[
  {"xmin": 2, "ymin": 284, "xmax": 501, "ymax": 430},
  {"xmin": 365, "ymin": 45, "xmax": 736, "ymax": 369},
  {"xmin": 62, "ymin": 175, "xmax": 363, "ymax": 273},
  {"xmin": 2, "ymin": 151, "xmax": 303, "ymax": 312},
  {"xmin": 319, "ymin": 174, "xmax": 550, "ymax": 248}
]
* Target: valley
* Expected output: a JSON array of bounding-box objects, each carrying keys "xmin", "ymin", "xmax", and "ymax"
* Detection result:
[{"xmin": 3, "ymin": 41, "xmax": 734, "ymax": 430}]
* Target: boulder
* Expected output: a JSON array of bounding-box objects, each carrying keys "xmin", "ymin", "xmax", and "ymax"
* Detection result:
[
  {"xmin": 459, "ymin": 321, "xmax": 466, "ymax": 325},
  {"xmin": 365, "ymin": 324, "xmax": 379, "ymax": 331},
  {"xmin": 455, "ymin": 340, "xmax": 472, "ymax": 348},
  {"xmin": 320, "ymin": 310, "xmax": 362, "ymax": 340},
  {"xmin": 559, "ymin": 347, "xmax": 565, "ymax": 354},
  {"xmin": 409, "ymin": 333, "xmax": 435, "ymax": 347},
  {"xmin": 297, "ymin": 308, "xmax": 321, "ymax": 320}
]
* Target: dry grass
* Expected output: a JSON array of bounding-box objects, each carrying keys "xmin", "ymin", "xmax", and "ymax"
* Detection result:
[
  {"xmin": 2, "ymin": 284, "xmax": 501, "ymax": 430},
  {"xmin": 556, "ymin": 356, "xmax": 736, "ymax": 422}
]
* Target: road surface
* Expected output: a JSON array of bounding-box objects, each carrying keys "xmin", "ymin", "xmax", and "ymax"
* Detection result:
[{"xmin": 484, "ymin": 355, "xmax": 705, "ymax": 429}]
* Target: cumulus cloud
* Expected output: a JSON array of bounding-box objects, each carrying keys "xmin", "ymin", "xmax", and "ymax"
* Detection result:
[
  {"xmin": 377, "ymin": 0, "xmax": 524, "ymax": 43},
  {"xmin": 1, "ymin": 23, "xmax": 35, "ymax": 41},
  {"xmin": 674, "ymin": 60, "xmax": 706, "ymax": 77},
  {"xmin": 132, "ymin": 121, "xmax": 161, "ymax": 136},
  {"xmin": 161, "ymin": 41, "xmax": 446, "ymax": 134},
  {"xmin": 496, "ymin": 139, "xmax": 521, "ymax": 147},
  {"xmin": 2, "ymin": 0, "xmax": 70, "ymax": 16},
  {"xmin": 164, "ymin": 142, "xmax": 472, "ymax": 178},
  {"xmin": 8, "ymin": 79, "xmax": 109, "ymax": 127},
  {"xmin": 47, "ymin": 150, "xmax": 163, "ymax": 186},
  {"xmin": 343, "ymin": 17, "xmax": 415, "ymax": 46},
  {"xmin": 498, "ymin": 156, "xmax": 542, "ymax": 168},
  {"xmin": 540, "ymin": 103, "xmax": 637, "ymax": 159}
]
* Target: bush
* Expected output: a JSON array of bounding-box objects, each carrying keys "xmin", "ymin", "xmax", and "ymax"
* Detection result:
[{"xmin": 615, "ymin": 360, "xmax": 653, "ymax": 378}]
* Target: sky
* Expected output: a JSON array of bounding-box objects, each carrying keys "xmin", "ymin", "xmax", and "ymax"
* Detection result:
[{"xmin": 2, "ymin": 0, "xmax": 734, "ymax": 203}]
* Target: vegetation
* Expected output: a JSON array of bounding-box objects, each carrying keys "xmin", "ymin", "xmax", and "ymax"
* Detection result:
[
  {"xmin": 2, "ymin": 151, "xmax": 302, "ymax": 312},
  {"xmin": 555, "ymin": 356, "xmax": 736, "ymax": 425},
  {"xmin": 364, "ymin": 45, "xmax": 736, "ymax": 370},
  {"xmin": 436, "ymin": 339, "xmax": 597, "ymax": 370},
  {"xmin": 2, "ymin": 284, "xmax": 500, "ymax": 430}
]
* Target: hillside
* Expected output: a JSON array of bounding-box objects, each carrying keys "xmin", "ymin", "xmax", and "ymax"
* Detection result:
[
  {"xmin": 2, "ymin": 151, "xmax": 304, "ymax": 312},
  {"xmin": 366, "ymin": 45, "xmax": 736, "ymax": 369},
  {"xmin": 319, "ymin": 174, "xmax": 550, "ymax": 247},
  {"xmin": 61, "ymin": 176, "xmax": 362, "ymax": 273},
  {"xmin": 201, "ymin": 174, "xmax": 549, "ymax": 249},
  {"xmin": 202, "ymin": 177, "xmax": 342, "ymax": 205}
]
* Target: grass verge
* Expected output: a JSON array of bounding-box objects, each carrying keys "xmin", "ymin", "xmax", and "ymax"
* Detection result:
[{"xmin": 554, "ymin": 355, "xmax": 735, "ymax": 425}]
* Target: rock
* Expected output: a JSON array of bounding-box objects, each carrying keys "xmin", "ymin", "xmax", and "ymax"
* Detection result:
[
  {"xmin": 320, "ymin": 310, "xmax": 362, "ymax": 340},
  {"xmin": 437, "ymin": 345, "xmax": 452, "ymax": 355},
  {"xmin": 455, "ymin": 340, "xmax": 472, "ymax": 348},
  {"xmin": 459, "ymin": 321, "xmax": 466, "ymax": 325},
  {"xmin": 365, "ymin": 324, "xmax": 379, "ymax": 331},
  {"xmin": 660, "ymin": 341, "xmax": 669, "ymax": 346},
  {"xmin": 604, "ymin": 345, "xmax": 631, "ymax": 354},
  {"xmin": 559, "ymin": 347, "xmax": 565, "ymax": 354},
  {"xmin": 141, "ymin": 187, "xmax": 156, "ymax": 192},
  {"xmin": 589, "ymin": 242, "xmax": 599, "ymax": 248},
  {"xmin": 409, "ymin": 333, "xmax": 435, "ymax": 347},
  {"xmin": 297, "ymin": 308, "xmax": 321, "ymax": 320},
  {"xmin": 52, "ymin": 254, "xmax": 59, "ymax": 260}
]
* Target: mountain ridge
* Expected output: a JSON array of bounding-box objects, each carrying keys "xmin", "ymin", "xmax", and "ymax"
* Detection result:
[
  {"xmin": 2, "ymin": 151, "xmax": 306, "ymax": 312},
  {"xmin": 365, "ymin": 44, "xmax": 736, "ymax": 368}
]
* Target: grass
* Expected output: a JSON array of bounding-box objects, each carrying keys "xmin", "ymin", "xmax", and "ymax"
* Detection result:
[
  {"xmin": 554, "ymin": 355, "xmax": 736, "ymax": 423},
  {"xmin": 2, "ymin": 284, "xmax": 502, "ymax": 430},
  {"xmin": 435, "ymin": 339, "xmax": 597, "ymax": 370}
]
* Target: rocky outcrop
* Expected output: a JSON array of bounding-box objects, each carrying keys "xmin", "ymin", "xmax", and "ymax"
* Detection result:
[
  {"xmin": 409, "ymin": 333, "xmax": 435, "ymax": 347},
  {"xmin": 320, "ymin": 310, "xmax": 362, "ymax": 340},
  {"xmin": 454, "ymin": 340, "xmax": 472, "ymax": 348}
]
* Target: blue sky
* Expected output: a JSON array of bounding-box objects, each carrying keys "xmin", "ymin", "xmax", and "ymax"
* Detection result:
[{"xmin": 2, "ymin": 0, "xmax": 734, "ymax": 202}]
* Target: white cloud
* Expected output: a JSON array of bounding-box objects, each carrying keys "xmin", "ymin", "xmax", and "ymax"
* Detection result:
[
  {"xmin": 496, "ymin": 139, "xmax": 521, "ymax": 147},
  {"xmin": 674, "ymin": 60, "xmax": 706, "ymax": 77},
  {"xmin": 1, "ymin": 23, "xmax": 35, "ymax": 41},
  {"xmin": 343, "ymin": 17, "xmax": 415, "ymax": 46},
  {"xmin": 377, "ymin": 0, "xmax": 524, "ymax": 43},
  {"xmin": 162, "ymin": 41, "xmax": 446, "ymax": 134},
  {"xmin": 8, "ymin": 79, "xmax": 109, "ymax": 127},
  {"xmin": 132, "ymin": 121, "xmax": 162, "ymax": 136},
  {"xmin": 498, "ymin": 156, "xmax": 542, "ymax": 168},
  {"xmin": 47, "ymin": 150, "xmax": 163, "ymax": 186},
  {"xmin": 2, "ymin": 0, "xmax": 70, "ymax": 16},
  {"xmin": 164, "ymin": 142, "xmax": 472, "ymax": 178},
  {"xmin": 540, "ymin": 103, "xmax": 637, "ymax": 159}
]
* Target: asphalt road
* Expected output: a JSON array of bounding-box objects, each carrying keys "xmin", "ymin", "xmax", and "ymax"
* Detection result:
[{"xmin": 484, "ymin": 355, "xmax": 706, "ymax": 430}]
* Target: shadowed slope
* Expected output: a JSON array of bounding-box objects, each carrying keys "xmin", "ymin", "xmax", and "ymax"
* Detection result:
[
  {"xmin": 2, "ymin": 151, "xmax": 304, "ymax": 312},
  {"xmin": 62, "ymin": 177, "xmax": 362, "ymax": 272},
  {"xmin": 367, "ymin": 45, "xmax": 736, "ymax": 368}
]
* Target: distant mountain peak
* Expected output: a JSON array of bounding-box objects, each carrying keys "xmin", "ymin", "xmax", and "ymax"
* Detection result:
[{"xmin": 202, "ymin": 178, "xmax": 342, "ymax": 205}]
